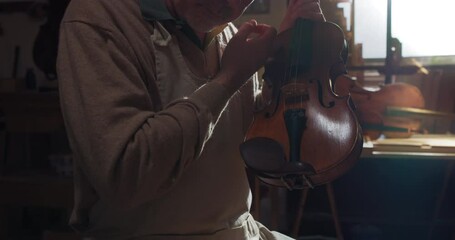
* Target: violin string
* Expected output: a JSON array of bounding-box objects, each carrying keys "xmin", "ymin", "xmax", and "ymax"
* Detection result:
[
  {"xmin": 285, "ymin": 19, "xmax": 307, "ymax": 110},
  {"xmin": 284, "ymin": 23, "xmax": 293, "ymax": 112},
  {"xmin": 291, "ymin": 20, "xmax": 300, "ymax": 109},
  {"xmin": 284, "ymin": 41, "xmax": 289, "ymax": 112},
  {"xmin": 293, "ymin": 21, "xmax": 299, "ymax": 107},
  {"xmin": 297, "ymin": 19, "xmax": 304, "ymax": 109}
]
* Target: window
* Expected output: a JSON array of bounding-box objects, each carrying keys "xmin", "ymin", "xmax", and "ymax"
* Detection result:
[{"xmin": 354, "ymin": 0, "xmax": 455, "ymax": 63}]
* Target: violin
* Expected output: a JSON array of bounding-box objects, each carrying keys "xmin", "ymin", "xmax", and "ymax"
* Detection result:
[
  {"xmin": 333, "ymin": 77, "xmax": 425, "ymax": 140},
  {"xmin": 240, "ymin": 19, "xmax": 363, "ymax": 190}
]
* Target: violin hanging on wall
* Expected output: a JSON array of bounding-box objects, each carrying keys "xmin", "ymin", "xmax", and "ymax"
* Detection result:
[{"xmin": 240, "ymin": 19, "xmax": 363, "ymax": 190}]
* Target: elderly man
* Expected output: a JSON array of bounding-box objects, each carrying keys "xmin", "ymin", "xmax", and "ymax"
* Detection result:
[{"xmin": 57, "ymin": 0, "xmax": 325, "ymax": 239}]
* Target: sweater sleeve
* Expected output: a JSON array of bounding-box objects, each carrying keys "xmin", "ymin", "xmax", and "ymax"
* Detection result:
[{"xmin": 57, "ymin": 21, "xmax": 231, "ymax": 209}]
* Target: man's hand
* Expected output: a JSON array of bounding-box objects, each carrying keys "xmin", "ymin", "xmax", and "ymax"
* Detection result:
[
  {"xmin": 216, "ymin": 20, "xmax": 277, "ymax": 95},
  {"xmin": 280, "ymin": 0, "xmax": 326, "ymax": 33}
]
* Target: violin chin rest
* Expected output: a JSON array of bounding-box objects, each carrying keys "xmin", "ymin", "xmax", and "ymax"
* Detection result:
[{"xmin": 239, "ymin": 137, "xmax": 315, "ymax": 176}]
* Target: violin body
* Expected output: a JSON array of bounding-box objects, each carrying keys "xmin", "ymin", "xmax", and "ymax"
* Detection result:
[
  {"xmin": 334, "ymin": 77, "xmax": 425, "ymax": 140},
  {"xmin": 240, "ymin": 20, "xmax": 363, "ymax": 189}
]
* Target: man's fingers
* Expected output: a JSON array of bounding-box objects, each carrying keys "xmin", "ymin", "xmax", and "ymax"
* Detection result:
[
  {"xmin": 248, "ymin": 24, "xmax": 277, "ymax": 42},
  {"xmin": 236, "ymin": 19, "xmax": 258, "ymax": 40}
]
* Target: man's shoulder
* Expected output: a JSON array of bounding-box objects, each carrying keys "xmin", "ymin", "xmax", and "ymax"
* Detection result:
[{"xmin": 62, "ymin": 0, "xmax": 141, "ymax": 29}]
